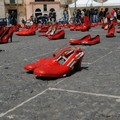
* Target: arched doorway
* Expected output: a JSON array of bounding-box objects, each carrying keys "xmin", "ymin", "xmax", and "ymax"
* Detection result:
[
  {"xmin": 49, "ymin": 8, "xmax": 56, "ymax": 22},
  {"xmin": 35, "ymin": 8, "xmax": 42, "ymax": 17}
]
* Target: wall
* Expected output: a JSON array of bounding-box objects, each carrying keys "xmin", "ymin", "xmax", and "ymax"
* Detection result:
[{"xmin": 0, "ymin": 0, "xmax": 5, "ymax": 18}]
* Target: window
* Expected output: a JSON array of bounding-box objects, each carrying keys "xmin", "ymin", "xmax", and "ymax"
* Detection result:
[
  {"xmin": 10, "ymin": 0, "xmax": 15, "ymax": 3},
  {"xmin": 43, "ymin": 4, "xmax": 47, "ymax": 11}
]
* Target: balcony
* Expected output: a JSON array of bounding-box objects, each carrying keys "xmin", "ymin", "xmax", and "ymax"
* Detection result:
[{"xmin": 5, "ymin": 0, "xmax": 23, "ymax": 5}]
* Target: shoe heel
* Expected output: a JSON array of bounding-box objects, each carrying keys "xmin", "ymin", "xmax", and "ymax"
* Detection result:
[
  {"xmin": 61, "ymin": 34, "xmax": 65, "ymax": 39},
  {"xmin": 74, "ymin": 56, "xmax": 84, "ymax": 71}
]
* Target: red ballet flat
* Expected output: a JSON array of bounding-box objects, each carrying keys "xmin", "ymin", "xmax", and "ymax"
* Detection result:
[
  {"xmin": 81, "ymin": 35, "xmax": 100, "ymax": 45},
  {"xmin": 69, "ymin": 34, "xmax": 91, "ymax": 45}
]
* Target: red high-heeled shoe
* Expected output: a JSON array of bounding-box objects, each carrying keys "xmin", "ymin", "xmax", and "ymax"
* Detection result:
[
  {"xmin": 81, "ymin": 35, "xmax": 100, "ymax": 45},
  {"xmin": 33, "ymin": 46, "xmax": 85, "ymax": 78},
  {"xmin": 48, "ymin": 30, "xmax": 65, "ymax": 40},
  {"xmin": 0, "ymin": 27, "xmax": 14, "ymax": 43},
  {"xmin": 106, "ymin": 24, "xmax": 115, "ymax": 37},
  {"xmin": 39, "ymin": 25, "xmax": 57, "ymax": 37},
  {"xmin": 69, "ymin": 34, "xmax": 91, "ymax": 45},
  {"xmin": 0, "ymin": 26, "xmax": 6, "ymax": 35}
]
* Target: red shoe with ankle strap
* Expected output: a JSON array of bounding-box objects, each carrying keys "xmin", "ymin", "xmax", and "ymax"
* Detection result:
[
  {"xmin": 69, "ymin": 34, "xmax": 91, "ymax": 45},
  {"xmin": 33, "ymin": 46, "xmax": 85, "ymax": 78}
]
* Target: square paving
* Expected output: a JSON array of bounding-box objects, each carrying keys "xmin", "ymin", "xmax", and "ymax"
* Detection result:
[{"xmin": 0, "ymin": 26, "xmax": 120, "ymax": 120}]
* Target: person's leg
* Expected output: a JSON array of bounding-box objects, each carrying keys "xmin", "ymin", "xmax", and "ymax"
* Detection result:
[{"xmin": 93, "ymin": 15, "xmax": 95, "ymax": 23}]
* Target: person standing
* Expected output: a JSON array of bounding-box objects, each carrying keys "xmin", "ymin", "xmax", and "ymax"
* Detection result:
[
  {"xmin": 63, "ymin": 8, "xmax": 69, "ymax": 24},
  {"xmin": 117, "ymin": 9, "xmax": 120, "ymax": 23},
  {"xmin": 6, "ymin": 13, "xmax": 10, "ymax": 26},
  {"xmin": 99, "ymin": 8, "xmax": 104, "ymax": 23},
  {"xmin": 93, "ymin": 8, "xmax": 98, "ymax": 23},
  {"xmin": 10, "ymin": 11, "xmax": 17, "ymax": 25}
]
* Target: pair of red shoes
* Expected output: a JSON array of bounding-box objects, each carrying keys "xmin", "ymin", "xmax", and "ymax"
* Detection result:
[
  {"xmin": 69, "ymin": 34, "xmax": 100, "ymax": 45},
  {"xmin": 40, "ymin": 25, "xmax": 65, "ymax": 40},
  {"xmin": 24, "ymin": 46, "xmax": 85, "ymax": 78}
]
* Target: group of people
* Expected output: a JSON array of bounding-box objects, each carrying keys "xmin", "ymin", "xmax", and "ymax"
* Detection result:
[
  {"xmin": 21, "ymin": 11, "xmax": 57, "ymax": 27},
  {"xmin": 21, "ymin": 7, "xmax": 120, "ymax": 27},
  {"xmin": 6, "ymin": 11, "xmax": 17, "ymax": 26},
  {"xmin": 63, "ymin": 7, "xmax": 120, "ymax": 24}
]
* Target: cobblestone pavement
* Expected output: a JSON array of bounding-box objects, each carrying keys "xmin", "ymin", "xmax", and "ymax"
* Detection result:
[{"xmin": 0, "ymin": 26, "xmax": 120, "ymax": 120}]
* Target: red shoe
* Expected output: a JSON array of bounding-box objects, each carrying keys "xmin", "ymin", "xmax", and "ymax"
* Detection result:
[
  {"xmin": 70, "ymin": 24, "xmax": 75, "ymax": 31},
  {"xmin": 106, "ymin": 24, "xmax": 115, "ymax": 37},
  {"xmin": 16, "ymin": 28, "xmax": 35, "ymax": 36},
  {"xmin": 39, "ymin": 25, "xmax": 57, "ymax": 37},
  {"xmin": 101, "ymin": 23, "xmax": 108, "ymax": 29},
  {"xmin": 33, "ymin": 46, "xmax": 85, "ymax": 78},
  {"xmin": 64, "ymin": 24, "xmax": 70, "ymax": 28},
  {"xmin": 69, "ymin": 34, "xmax": 91, "ymax": 45},
  {"xmin": 117, "ymin": 29, "xmax": 120, "ymax": 33},
  {"xmin": 39, "ymin": 26, "xmax": 49, "ymax": 32},
  {"xmin": 82, "ymin": 35, "xmax": 100, "ymax": 45},
  {"xmin": 81, "ymin": 22, "xmax": 91, "ymax": 31},
  {"xmin": 75, "ymin": 25, "xmax": 82, "ymax": 31},
  {"xmin": 0, "ymin": 26, "xmax": 7, "ymax": 35},
  {"xmin": 104, "ymin": 24, "xmax": 109, "ymax": 30},
  {"xmin": 24, "ymin": 58, "xmax": 49, "ymax": 71},
  {"xmin": 0, "ymin": 27, "xmax": 14, "ymax": 43},
  {"xmin": 48, "ymin": 30, "xmax": 65, "ymax": 40}
]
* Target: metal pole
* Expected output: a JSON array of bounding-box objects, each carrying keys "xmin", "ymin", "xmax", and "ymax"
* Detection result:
[
  {"xmin": 74, "ymin": 0, "xmax": 77, "ymax": 23},
  {"xmin": 17, "ymin": 0, "xmax": 18, "ymax": 23},
  {"xmin": 75, "ymin": 0, "xmax": 76, "ymax": 10}
]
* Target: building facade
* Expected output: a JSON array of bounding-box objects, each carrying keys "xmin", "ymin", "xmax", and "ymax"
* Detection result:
[
  {"xmin": 0, "ymin": 0, "xmax": 5, "ymax": 18},
  {"xmin": 25, "ymin": 0, "xmax": 72, "ymax": 21},
  {"xmin": 0, "ymin": 0, "xmax": 72, "ymax": 23}
]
